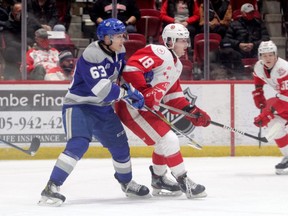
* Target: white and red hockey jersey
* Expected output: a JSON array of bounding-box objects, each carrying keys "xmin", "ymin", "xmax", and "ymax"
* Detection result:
[
  {"xmin": 253, "ymin": 57, "xmax": 288, "ymax": 120},
  {"xmin": 116, "ymin": 44, "xmax": 191, "ymax": 145}
]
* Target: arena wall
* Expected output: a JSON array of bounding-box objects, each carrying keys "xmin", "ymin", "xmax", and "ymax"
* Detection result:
[{"xmin": 0, "ymin": 80, "xmax": 282, "ymax": 159}]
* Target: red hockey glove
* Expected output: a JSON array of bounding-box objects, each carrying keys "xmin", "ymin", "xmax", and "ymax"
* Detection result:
[
  {"xmin": 141, "ymin": 86, "xmax": 165, "ymax": 109},
  {"xmin": 254, "ymin": 108, "xmax": 274, "ymax": 127},
  {"xmin": 252, "ymin": 88, "xmax": 266, "ymax": 109},
  {"xmin": 184, "ymin": 105, "xmax": 211, "ymax": 127}
]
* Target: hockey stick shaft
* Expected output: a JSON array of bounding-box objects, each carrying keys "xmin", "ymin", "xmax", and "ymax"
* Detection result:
[
  {"xmin": 0, "ymin": 137, "xmax": 41, "ymax": 156},
  {"xmin": 144, "ymin": 105, "xmax": 202, "ymax": 150},
  {"xmin": 159, "ymin": 103, "xmax": 268, "ymax": 143},
  {"xmin": 258, "ymin": 108, "xmax": 263, "ymax": 148}
]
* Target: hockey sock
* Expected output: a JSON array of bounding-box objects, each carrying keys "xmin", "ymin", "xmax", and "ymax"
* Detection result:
[
  {"xmin": 50, "ymin": 152, "xmax": 78, "ymax": 186},
  {"xmin": 166, "ymin": 151, "xmax": 186, "ymax": 178},
  {"xmin": 152, "ymin": 152, "xmax": 167, "ymax": 176},
  {"xmin": 110, "ymin": 143, "xmax": 132, "ymax": 183},
  {"xmin": 275, "ymin": 134, "xmax": 288, "ymax": 156}
]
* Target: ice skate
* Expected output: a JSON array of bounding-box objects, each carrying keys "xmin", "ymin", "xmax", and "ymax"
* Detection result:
[
  {"xmin": 38, "ymin": 181, "xmax": 66, "ymax": 207},
  {"xmin": 120, "ymin": 180, "xmax": 151, "ymax": 198},
  {"xmin": 149, "ymin": 165, "xmax": 182, "ymax": 197},
  {"xmin": 176, "ymin": 173, "xmax": 207, "ymax": 199},
  {"xmin": 275, "ymin": 157, "xmax": 288, "ymax": 175}
]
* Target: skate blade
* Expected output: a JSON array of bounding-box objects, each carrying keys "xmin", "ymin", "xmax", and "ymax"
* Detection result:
[
  {"xmin": 275, "ymin": 169, "xmax": 288, "ymax": 175},
  {"xmin": 125, "ymin": 193, "xmax": 152, "ymax": 199},
  {"xmin": 152, "ymin": 188, "xmax": 183, "ymax": 197},
  {"xmin": 38, "ymin": 196, "xmax": 64, "ymax": 207},
  {"xmin": 186, "ymin": 191, "xmax": 207, "ymax": 199}
]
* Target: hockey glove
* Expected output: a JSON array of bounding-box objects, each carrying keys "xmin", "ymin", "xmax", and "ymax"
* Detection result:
[
  {"xmin": 141, "ymin": 84, "xmax": 165, "ymax": 110},
  {"xmin": 254, "ymin": 108, "xmax": 275, "ymax": 127},
  {"xmin": 121, "ymin": 83, "xmax": 145, "ymax": 109},
  {"xmin": 183, "ymin": 105, "xmax": 211, "ymax": 127},
  {"xmin": 252, "ymin": 88, "xmax": 266, "ymax": 109}
]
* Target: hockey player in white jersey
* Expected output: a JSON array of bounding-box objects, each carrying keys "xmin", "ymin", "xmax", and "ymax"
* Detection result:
[
  {"xmin": 252, "ymin": 40, "xmax": 288, "ymax": 175},
  {"xmin": 116, "ymin": 24, "xmax": 210, "ymax": 199},
  {"xmin": 38, "ymin": 18, "xmax": 150, "ymax": 206}
]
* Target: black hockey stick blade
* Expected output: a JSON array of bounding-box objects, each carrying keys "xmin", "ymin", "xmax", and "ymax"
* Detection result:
[
  {"xmin": 0, "ymin": 137, "xmax": 41, "ymax": 156},
  {"xmin": 28, "ymin": 137, "xmax": 41, "ymax": 156},
  {"xmin": 159, "ymin": 103, "xmax": 269, "ymax": 143}
]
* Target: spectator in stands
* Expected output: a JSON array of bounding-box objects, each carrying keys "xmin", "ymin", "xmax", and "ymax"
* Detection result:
[
  {"xmin": 27, "ymin": 0, "xmax": 62, "ymax": 31},
  {"xmin": 198, "ymin": 0, "xmax": 232, "ymax": 38},
  {"xmin": 44, "ymin": 50, "xmax": 74, "ymax": 80},
  {"xmin": 0, "ymin": 1, "xmax": 42, "ymax": 80},
  {"xmin": 89, "ymin": 0, "xmax": 141, "ymax": 34},
  {"xmin": 280, "ymin": 0, "xmax": 288, "ymax": 33},
  {"xmin": 219, "ymin": 3, "xmax": 269, "ymax": 78},
  {"xmin": 26, "ymin": 28, "xmax": 59, "ymax": 80},
  {"xmin": 160, "ymin": 0, "xmax": 200, "ymax": 46},
  {"xmin": 0, "ymin": 1, "xmax": 9, "ymax": 22},
  {"xmin": 55, "ymin": 0, "xmax": 72, "ymax": 31}
]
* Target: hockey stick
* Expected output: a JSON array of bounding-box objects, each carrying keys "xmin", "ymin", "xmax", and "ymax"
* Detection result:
[
  {"xmin": 144, "ymin": 105, "xmax": 202, "ymax": 150},
  {"xmin": 258, "ymin": 108, "xmax": 263, "ymax": 148},
  {"xmin": 159, "ymin": 103, "xmax": 269, "ymax": 143},
  {"xmin": 0, "ymin": 137, "xmax": 41, "ymax": 156}
]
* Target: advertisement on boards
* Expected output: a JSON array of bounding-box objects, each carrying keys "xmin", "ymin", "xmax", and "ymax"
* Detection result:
[{"xmin": 0, "ymin": 82, "xmax": 278, "ymax": 147}]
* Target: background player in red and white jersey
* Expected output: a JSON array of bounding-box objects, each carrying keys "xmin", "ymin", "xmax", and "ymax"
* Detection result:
[
  {"xmin": 252, "ymin": 40, "xmax": 288, "ymax": 175},
  {"xmin": 116, "ymin": 24, "xmax": 211, "ymax": 199}
]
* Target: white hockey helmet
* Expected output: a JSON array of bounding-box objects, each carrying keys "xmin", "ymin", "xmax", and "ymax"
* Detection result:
[
  {"xmin": 162, "ymin": 23, "xmax": 190, "ymax": 49},
  {"xmin": 258, "ymin": 40, "xmax": 277, "ymax": 57}
]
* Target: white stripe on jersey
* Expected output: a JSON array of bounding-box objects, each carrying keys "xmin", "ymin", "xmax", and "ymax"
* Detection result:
[
  {"xmin": 91, "ymin": 78, "xmax": 112, "ymax": 99},
  {"xmin": 128, "ymin": 106, "xmax": 162, "ymax": 142}
]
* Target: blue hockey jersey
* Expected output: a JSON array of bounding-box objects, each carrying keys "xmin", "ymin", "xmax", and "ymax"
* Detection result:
[{"xmin": 63, "ymin": 41, "xmax": 126, "ymax": 108}]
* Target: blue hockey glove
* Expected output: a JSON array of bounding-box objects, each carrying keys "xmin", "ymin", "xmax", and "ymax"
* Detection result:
[{"xmin": 121, "ymin": 83, "xmax": 145, "ymax": 109}]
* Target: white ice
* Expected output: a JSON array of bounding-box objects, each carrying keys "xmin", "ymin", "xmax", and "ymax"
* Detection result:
[{"xmin": 0, "ymin": 157, "xmax": 287, "ymax": 216}]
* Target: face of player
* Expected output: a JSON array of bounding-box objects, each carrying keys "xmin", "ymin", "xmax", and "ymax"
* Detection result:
[
  {"xmin": 173, "ymin": 38, "xmax": 189, "ymax": 57},
  {"xmin": 260, "ymin": 52, "xmax": 277, "ymax": 69},
  {"xmin": 104, "ymin": 33, "xmax": 127, "ymax": 52}
]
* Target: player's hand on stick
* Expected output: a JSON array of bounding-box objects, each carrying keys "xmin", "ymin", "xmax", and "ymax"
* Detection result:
[
  {"xmin": 121, "ymin": 83, "xmax": 145, "ymax": 109},
  {"xmin": 252, "ymin": 88, "xmax": 266, "ymax": 109},
  {"xmin": 254, "ymin": 108, "xmax": 274, "ymax": 127},
  {"xmin": 184, "ymin": 105, "xmax": 211, "ymax": 127}
]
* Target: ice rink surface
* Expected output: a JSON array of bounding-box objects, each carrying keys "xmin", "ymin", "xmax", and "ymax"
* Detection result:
[{"xmin": 0, "ymin": 156, "xmax": 287, "ymax": 216}]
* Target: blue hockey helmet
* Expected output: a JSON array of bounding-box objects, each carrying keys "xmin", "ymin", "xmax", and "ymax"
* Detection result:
[{"xmin": 97, "ymin": 18, "xmax": 126, "ymax": 41}]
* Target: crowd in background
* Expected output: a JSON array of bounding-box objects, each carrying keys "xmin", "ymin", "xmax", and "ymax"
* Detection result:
[{"xmin": 0, "ymin": 0, "xmax": 286, "ymax": 81}]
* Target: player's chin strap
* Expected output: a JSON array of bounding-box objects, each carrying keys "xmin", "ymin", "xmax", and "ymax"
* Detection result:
[
  {"xmin": 143, "ymin": 105, "xmax": 202, "ymax": 150},
  {"xmin": 99, "ymin": 40, "xmax": 115, "ymax": 55},
  {"xmin": 159, "ymin": 103, "xmax": 269, "ymax": 143}
]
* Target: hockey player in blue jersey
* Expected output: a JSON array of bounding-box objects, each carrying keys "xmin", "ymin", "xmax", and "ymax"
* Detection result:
[{"xmin": 38, "ymin": 18, "xmax": 150, "ymax": 206}]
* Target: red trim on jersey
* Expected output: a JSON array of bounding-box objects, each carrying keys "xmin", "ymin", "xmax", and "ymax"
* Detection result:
[
  {"xmin": 253, "ymin": 74, "xmax": 266, "ymax": 86},
  {"xmin": 277, "ymin": 74, "xmax": 288, "ymax": 96}
]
